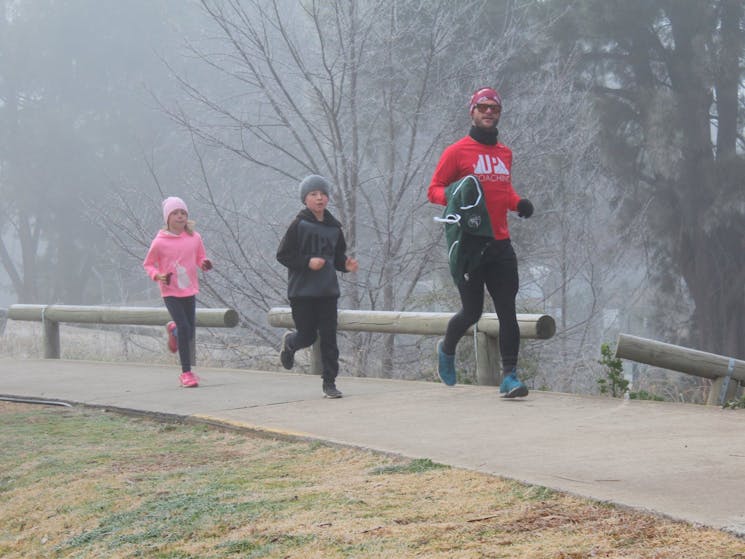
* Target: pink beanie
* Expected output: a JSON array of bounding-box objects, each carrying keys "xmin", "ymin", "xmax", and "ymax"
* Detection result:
[
  {"xmin": 469, "ymin": 87, "xmax": 502, "ymax": 113},
  {"xmin": 162, "ymin": 196, "xmax": 188, "ymax": 225}
]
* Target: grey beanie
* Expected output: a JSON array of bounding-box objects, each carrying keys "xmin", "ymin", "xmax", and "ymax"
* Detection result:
[{"xmin": 299, "ymin": 174, "xmax": 331, "ymax": 203}]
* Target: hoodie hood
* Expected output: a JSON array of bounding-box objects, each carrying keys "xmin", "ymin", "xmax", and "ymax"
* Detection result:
[{"xmin": 297, "ymin": 208, "xmax": 342, "ymax": 228}]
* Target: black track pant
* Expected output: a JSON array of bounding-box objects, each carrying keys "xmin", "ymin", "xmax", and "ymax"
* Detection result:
[
  {"xmin": 163, "ymin": 295, "xmax": 196, "ymax": 373},
  {"xmin": 287, "ymin": 296, "xmax": 339, "ymax": 383},
  {"xmin": 442, "ymin": 240, "xmax": 520, "ymax": 372}
]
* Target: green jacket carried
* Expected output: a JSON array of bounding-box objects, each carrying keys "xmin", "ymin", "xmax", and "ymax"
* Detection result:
[{"xmin": 435, "ymin": 175, "xmax": 494, "ymax": 286}]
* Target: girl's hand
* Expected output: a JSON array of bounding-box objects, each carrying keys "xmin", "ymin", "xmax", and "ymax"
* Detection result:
[
  {"xmin": 345, "ymin": 257, "xmax": 359, "ymax": 273},
  {"xmin": 309, "ymin": 257, "xmax": 326, "ymax": 271},
  {"xmin": 156, "ymin": 272, "xmax": 173, "ymax": 285},
  {"xmin": 201, "ymin": 259, "xmax": 213, "ymax": 271}
]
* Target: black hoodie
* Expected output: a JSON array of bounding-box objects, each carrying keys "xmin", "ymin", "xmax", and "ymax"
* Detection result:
[{"xmin": 276, "ymin": 208, "xmax": 349, "ymax": 299}]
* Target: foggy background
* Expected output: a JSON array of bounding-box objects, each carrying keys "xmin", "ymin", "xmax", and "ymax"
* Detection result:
[{"xmin": 1, "ymin": 0, "xmax": 743, "ymax": 403}]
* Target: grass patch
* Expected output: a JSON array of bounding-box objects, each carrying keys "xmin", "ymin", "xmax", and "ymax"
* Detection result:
[
  {"xmin": 1, "ymin": 401, "xmax": 744, "ymax": 558},
  {"xmin": 370, "ymin": 457, "xmax": 449, "ymax": 475}
]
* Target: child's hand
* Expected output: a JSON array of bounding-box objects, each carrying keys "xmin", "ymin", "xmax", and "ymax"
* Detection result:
[
  {"xmin": 345, "ymin": 257, "xmax": 359, "ymax": 273},
  {"xmin": 309, "ymin": 257, "xmax": 326, "ymax": 271},
  {"xmin": 156, "ymin": 272, "xmax": 173, "ymax": 285},
  {"xmin": 201, "ymin": 259, "xmax": 213, "ymax": 271}
]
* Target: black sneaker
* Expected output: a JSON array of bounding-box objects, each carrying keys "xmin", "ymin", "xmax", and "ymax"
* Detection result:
[
  {"xmin": 323, "ymin": 382, "xmax": 343, "ymax": 399},
  {"xmin": 280, "ymin": 331, "xmax": 294, "ymax": 370}
]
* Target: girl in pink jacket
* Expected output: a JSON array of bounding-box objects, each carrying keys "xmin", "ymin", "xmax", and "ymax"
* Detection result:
[{"xmin": 143, "ymin": 197, "xmax": 212, "ymax": 387}]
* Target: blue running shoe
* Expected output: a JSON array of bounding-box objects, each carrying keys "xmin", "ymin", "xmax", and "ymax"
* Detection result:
[
  {"xmin": 436, "ymin": 340, "xmax": 456, "ymax": 386},
  {"xmin": 500, "ymin": 369, "xmax": 529, "ymax": 398}
]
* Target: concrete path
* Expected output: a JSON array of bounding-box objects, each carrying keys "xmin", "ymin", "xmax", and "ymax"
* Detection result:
[{"xmin": 1, "ymin": 358, "xmax": 744, "ymax": 536}]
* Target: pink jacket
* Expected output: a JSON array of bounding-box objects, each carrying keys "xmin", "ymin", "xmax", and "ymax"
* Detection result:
[{"xmin": 143, "ymin": 230, "xmax": 208, "ymax": 297}]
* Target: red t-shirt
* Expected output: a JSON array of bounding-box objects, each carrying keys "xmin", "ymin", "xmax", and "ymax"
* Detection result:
[{"xmin": 428, "ymin": 136, "xmax": 521, "ymax": 240}]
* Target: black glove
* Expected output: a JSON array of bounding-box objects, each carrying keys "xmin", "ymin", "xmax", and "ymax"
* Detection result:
[{"xmin": 517, "ymin": 198, "xmax": 534, "ymax": 218}]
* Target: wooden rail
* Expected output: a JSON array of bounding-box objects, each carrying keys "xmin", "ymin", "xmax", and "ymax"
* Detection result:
[
  {"xmin": 268, "ymin": 307, "xmax": 556, "ymax": 386},
  {"xmin": 7, "ymin": 304, "xmax": 239, "ymax": 359},
  {"xmin": 615, "ymin": 333, "xmax": 744, "ymax": 405}
]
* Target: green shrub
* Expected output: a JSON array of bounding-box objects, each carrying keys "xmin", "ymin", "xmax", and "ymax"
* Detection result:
[
  {"xmin": 597, "ymin": 343, "xmax": 629, "ymax": 398},
  {"xmin": 629, "ymin": 390, "xmax": 664, "ymax": 401},
  {"xmin": 723, "ymin": 395, "xmax": 745, "ymax": 409}
]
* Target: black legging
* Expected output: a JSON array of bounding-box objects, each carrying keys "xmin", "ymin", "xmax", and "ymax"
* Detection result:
[
  {"xmin": 442, "ymin": 239, "xmax": 520, "ymax": 372},
  {"xmin": 163, "ymin": 295, "xmax": 196, "ymax": 373}
]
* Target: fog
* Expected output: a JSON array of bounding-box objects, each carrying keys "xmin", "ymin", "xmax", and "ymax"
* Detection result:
[{"xmin": 1, "ymin": 0, "xmax": 743, "ymax": 401}]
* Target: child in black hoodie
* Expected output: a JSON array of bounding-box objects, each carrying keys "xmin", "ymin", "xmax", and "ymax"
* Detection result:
[{"xmin": 276, "ymin": 175, "xmax": 359, "ymax": 398}]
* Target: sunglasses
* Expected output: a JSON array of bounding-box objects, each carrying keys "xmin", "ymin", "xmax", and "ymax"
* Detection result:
[{"xmin": 475, "ymin": 103, "xmax": 501, "ymax": 114}]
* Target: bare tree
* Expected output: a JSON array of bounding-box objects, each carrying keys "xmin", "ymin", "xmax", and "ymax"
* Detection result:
[
  {"xmin": 97, "ymin": 1, "xmax": 628, "ymax": 390},
  {"xmin": 151, "ymin": 0, "xmax": 537, "ymax": 376}
]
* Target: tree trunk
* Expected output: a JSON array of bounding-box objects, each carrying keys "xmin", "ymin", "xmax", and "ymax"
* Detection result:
[{"xmin": 666, "ymin": 0, "xmax": 744, "ymax": 359}]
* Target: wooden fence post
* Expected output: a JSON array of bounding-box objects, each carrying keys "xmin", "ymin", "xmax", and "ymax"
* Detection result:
[
  {"xmin": 310, "ymin": 338, "xmax": 322, "ymax": 375},
  {"xmin": 707, "ymin": 378, "xmax": 740, "ymax": 406},
  {"xmin": 43, "ymin": 318, "xmax": 60, "ymax": 359},
  {"xmin": 475, "ymin": 331, "xmax": 496, "ymax": 386}
]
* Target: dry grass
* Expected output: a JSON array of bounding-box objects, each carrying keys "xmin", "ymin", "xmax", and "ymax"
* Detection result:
[{"xmin": 1, "ymin": 402, "xmax": 744, "ymax": 559}]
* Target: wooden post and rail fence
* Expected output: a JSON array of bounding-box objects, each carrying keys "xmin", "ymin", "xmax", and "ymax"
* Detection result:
[
  {"xmin": 5, "ymin": 305, "xmax": 741, "ymax": 403},
  {"xmin": 2, "ymin": 304, "xmax": 556, "ymax": 387},
  {"xmin": 268, "ymin": 307, "xmax": 557, "ymax": 386},
  {"xmin": 615, "ymin": 333, "xmax": 744, "ymax": 406},
  {"xmin": 5, "ymin": 304, "xmax": 239, "ymax": 360}
]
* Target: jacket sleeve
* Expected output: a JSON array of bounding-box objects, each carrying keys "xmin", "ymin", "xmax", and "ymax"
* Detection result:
[
  {"xmin": 333, "ymin": 228, "xmax": 348, "ymax": 272},
  {"xmin": 276, "ymin": 219, "xmax": 309, "ymax": 270},
  {"xmin": 142, "ymin": 238, "xmax": 161, "ymax": 281},
  {"xmin": 428, "ymin": 145, "xmax": 458, "ymax": 206},
  {"xmin": 195, "ymin": 233, "xmax": 208, "ymax": 267},
  {"xmin": 508, "ymin": 189, "xmax": 522, "ymax": 212}
]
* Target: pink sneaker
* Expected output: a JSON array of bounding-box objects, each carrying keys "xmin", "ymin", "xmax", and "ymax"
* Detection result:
[
  {"xmin": 166, "ymin": 321, "xmax": 178, "ymax": 353},
  {"xmin": 179, "ymin": 371, "xmax": 199, "ymax": 388}
]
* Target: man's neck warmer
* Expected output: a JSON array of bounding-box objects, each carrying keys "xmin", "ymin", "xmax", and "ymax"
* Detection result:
[{"xmin": 469, "ymin": 125, "xmax": 499, "ymax": 145}]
